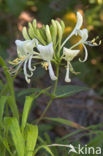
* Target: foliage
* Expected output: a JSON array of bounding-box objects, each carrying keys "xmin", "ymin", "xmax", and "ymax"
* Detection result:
[{"xmin": 0, "ymin": 56, "xmax": 93, "ymax": 155}]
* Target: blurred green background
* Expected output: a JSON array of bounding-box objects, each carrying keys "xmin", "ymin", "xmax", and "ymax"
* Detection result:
[{"xmin": 0, "ymin": 0, "xmax": 103, "ymax": 93}]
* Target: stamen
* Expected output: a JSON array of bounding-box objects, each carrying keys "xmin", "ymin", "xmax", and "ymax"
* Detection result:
[
  {"xmin": 99, "ymin": 40, "xmax": 102, "ymax": 45},
  {"xmin": 9, "ymin": 57, "xmax": 25, "ymax": 65},
  {"xmin": 69, "ymin": 63, "xmax": 80, "ymax": 75},
  {"xmin": 93, "ymin": 42, "xmax": 98, "ymax": 46},
  {"xmin": 91, "ymin": 38, "xmax": 96, "ymax": 43},
  {"xmin": 42, "ymin": 62, "xmax": 49, "ymax": 70},
  {"xmin": 89, "ymin": 36, "xmax": 101, "ymax": 46}
]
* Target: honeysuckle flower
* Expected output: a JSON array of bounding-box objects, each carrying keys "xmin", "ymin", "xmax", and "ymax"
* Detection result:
[
  {"xmin": 61, "ymin": 11, "xmax": 101, "ymax": 63},
  {"xmin": 61, "ymin": 12, "xmax": 83, "ymax": 48},
  {"xmin": 69, "ymin": 28, "xmax": 88, "ymax": 62},
  {"xmin": 36, "ymin": 42, "xmax": 57, "ymax": 81},
  {"xmin": 63, "ymin": 47, "xmax": 80, "ymax": 82},
  {"xmin": 70, "ymin": 28, "xmax": 101, "ymax": 62},
  {"xmin": 9, "ymin": 39, "xmax": 40, "ymax": 83}
]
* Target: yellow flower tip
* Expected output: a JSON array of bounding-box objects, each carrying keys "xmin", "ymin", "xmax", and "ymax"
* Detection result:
[{"xmin": 42, "ymin": 62, "xmax": 49, "ymax": 70}]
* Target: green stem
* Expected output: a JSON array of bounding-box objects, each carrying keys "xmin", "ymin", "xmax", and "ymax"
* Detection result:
[{"xmin": 36, "ymin": 64, "xmax": 59, "ymax": 124}]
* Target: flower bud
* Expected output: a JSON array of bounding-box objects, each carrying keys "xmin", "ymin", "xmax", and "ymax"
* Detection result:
[
  {"xmin": 22, "ymin": 27, "xmax": 30, "ymax": 40},
  {"xmin": 56, "ymin": 21, "xmax": 63, "ymax": 41},
  {"xmin": 45, "ymin": 25, "xmax": 52, "ymax": 43}
]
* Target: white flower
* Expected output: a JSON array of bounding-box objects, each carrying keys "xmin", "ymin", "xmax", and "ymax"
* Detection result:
[
  {"xmin": 63, "ymin": 48, "xmax": 80, "ymax": 82},
  {"xmin": 70, "ymin": 28, "xmax": 100, "ymax": 62},
  {"xmin": 16, "ymin": 39, "xmax": 36, "ymax": 57},
  {"xmin": 10, "ymin": 39, "xmax": 39, "ymax": 83},
  {"xmin": 69, "ymin": 28, "xmax": 88, "ymax": 62},
  {"xmin": 61, "ymin": 12, "xmax": 100, "ymax": 63},
  {"xmin": 36, "ymin": 42, "xmax": 53, "ymax": 61},
  {"xmin": 36, "ymin": 42, "xmax": 57, "ymax": 80},
  {"xmin": 61, "ymin": 12, "xmax": 83, "ymax": 48}
]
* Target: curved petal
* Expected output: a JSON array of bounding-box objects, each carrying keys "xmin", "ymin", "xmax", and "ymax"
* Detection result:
[
  {"xmin": 76, "ymin": 12, "xmax": 83, "ymax": 31},
  {"xmin": 9, "ymin": 61, "xmax": 23, "ymax": 75},
  {"xmin": 48, "ymin": 61, "xmax": 57, "ymax": 81},
  {"xmin": 23, "ymin": 59, "xmax": 33, "ymax": 83},
  {"xmin": 61, "ymin": 12, "xmax": 83, "ymax": 48},
  {"xmin": 37, "ymin": 42, "xmax": 54, "ymax": 61},
  {"xmin": 65, "ymin": 63, "xmax": 71, "ymax": 83},
  {"xmin": 70, "ymin": 29, "xmax": 88, "ymax": 50},
  {"xmin": 79, "ymin": 44, "xmax": 88, "ymax": 62},
  {"xmin": 28, "ymin": 55, "xmax": 36, "ymax": 72},
  {"xmin": 78, "ymin": 29, "xmax": 88, "ymax": 42}
]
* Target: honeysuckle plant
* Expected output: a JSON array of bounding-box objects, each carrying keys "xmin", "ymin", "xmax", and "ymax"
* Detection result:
[
  {"xmin": 0, "ymin": 11, "xmax": 101, "ymax": 156},
  {"xmin": 8, "ymin": 11, "xmax": 101, "ymax": 123},
  {"xmin": 8, "ymin": 11, "xmax": 101, "ymax": 121}
]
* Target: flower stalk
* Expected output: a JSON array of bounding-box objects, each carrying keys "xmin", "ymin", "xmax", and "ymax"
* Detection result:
[{"xmin": 36, "ymin": 64, "xmax": 59, "ymax": 124}]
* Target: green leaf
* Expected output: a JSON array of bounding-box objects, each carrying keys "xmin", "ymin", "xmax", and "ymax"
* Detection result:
[
  {"xmin": 55, "ymin": 85, "xmax": 89, "ymax": 98},
  {"xmin": 7, "ymin": 96, "xmax": 19, "ymax": 121},
  {"xmin": 44, "ymin": 117, "xmax": 84, "ymax": 129},
  {"xmin": 21, "ymin": 96, "xmax": 34, "ymax": 132},
  {"xmin": 0, "ymin": 57, "xmax": 19, "ymax": 120},
  {"xmin": 0, "ymin": 80, "xmax": 4, "ymax": 89},
  {"xmin": 17, "ymin": 86, "xmax": 51, "ymax": 97},
  {"xmin": 34, "ymin": 145, "xmax": 54, "ymax": 156},
  {"xmin": 0, "ymin": 96, "xmax": 7, "ymax": 123},
  {"xmin": 44, "ymin": 133, "xmax": 52, "ymax": 144},
  {"xmin": 4, "ymin": 117, "xmax": 25, "ymax": 156},
  {"xmin": 88, "ymin": 132, "xmax": 103, "ymax": 147},
  {"xmin": 0, "ymin": 84, "xmax": 8, "ymax": 97},
  {"xmin": 0, "ymin": 135, "xmax": 13, "ymax": 156},
  {"xmin": 17, "ymin": 88, "xmax": 41, "ymax": 97},
  {"xmin": 25, "ymin": 124, "xmax": 38, "ymax": 156}
]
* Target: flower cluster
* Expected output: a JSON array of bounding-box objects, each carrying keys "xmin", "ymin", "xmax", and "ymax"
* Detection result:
[{"xmin": 9, "ymin": 12, "xmax": 101, "ymax": 83}]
